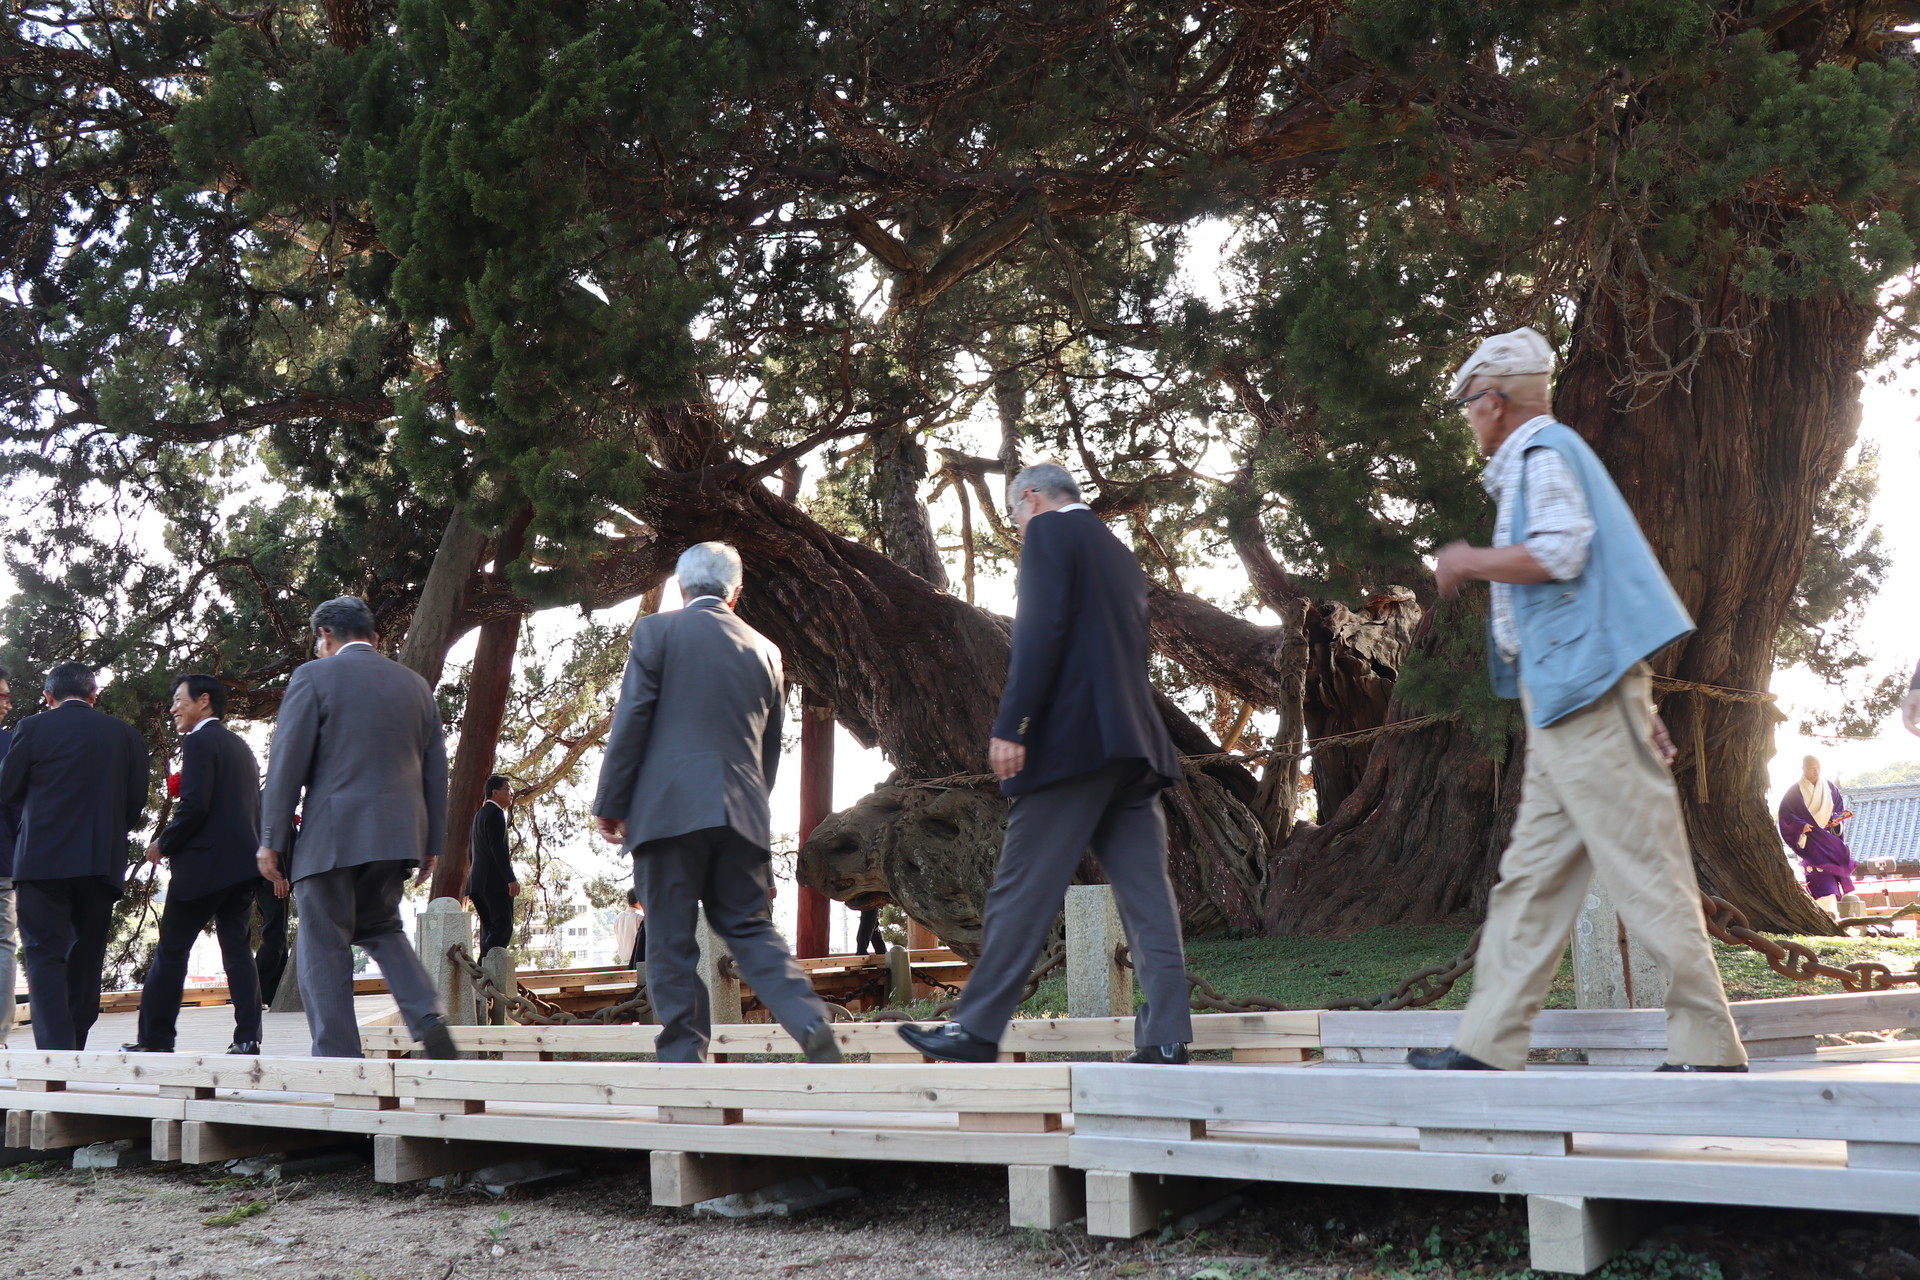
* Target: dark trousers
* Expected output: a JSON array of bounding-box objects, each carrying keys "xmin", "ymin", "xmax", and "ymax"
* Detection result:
[
  {"xmin": 855, "ymin": 908, "xmax": 887, "ymax": 955},
  {"xmin": 955, "ymin": 762, "xmax": 1194, "ymax": 1048},
  {"xmin": 253, "ymin": 879, "xmax": 290, "ymax": 1005},
  {"xmin": 17, "ymin": 875, "xmax": 120, "ymax": 1051},
  {"xmin": 136, "ymin": 880, "xmax": 263, "ymax": 1050},
  {"xmin": 294, "ymin": 861, "xmax": 442, "ymax": 1058},
  {"xmin": 634, "ymin": 826, "xmax": 829, "ymax": 1063},
  {"xmin": 472, "ymin": 892, "xmax": 512, "ymax": 955},
  {"xmin": 629, "ymin": 920, "xmax": 647, "ymax": 968}
]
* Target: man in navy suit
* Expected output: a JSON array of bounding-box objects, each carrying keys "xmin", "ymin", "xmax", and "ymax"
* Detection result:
[
  {"xmin": 900, "ymin": 463, "xmax": 1194, "ymax": 1064},
  {"xmin": 0, "ymin": 666, "xmax": 21, "ymax": 1047},
  {"xmin": 0, "ymin": 662, "xmax": 150, "ymax": 1050},
  {"xmin": 123, "ymin": 674, "xmax": 265, "ymax": 1054},
  {"xmin": 465, "ymin": 775, "xmax": 519, "ymax": 955}
]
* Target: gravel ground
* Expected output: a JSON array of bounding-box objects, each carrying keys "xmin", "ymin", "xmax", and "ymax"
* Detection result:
[{"xmin": 1, "ymin": 1150, "xmax": 1917, "ymax": 1280}]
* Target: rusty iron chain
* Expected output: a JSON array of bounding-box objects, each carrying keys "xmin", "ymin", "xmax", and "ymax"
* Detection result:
[{"xmin": 1700, "ymin": 895, "xmax": 1920, "ymax": 992}]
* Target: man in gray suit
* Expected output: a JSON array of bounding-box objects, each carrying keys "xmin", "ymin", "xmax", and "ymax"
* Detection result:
[
  {"xmin": 592, "ymin": 543, "xmax": 839, "ymax": 1064},
  {"xmin": 257, "ymin": 597, "xmax": 455, "ymax": 1059}
]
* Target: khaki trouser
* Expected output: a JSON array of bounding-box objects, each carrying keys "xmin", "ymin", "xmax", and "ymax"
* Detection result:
[{"xmin": 1453, "ymin": 666, "xmax": 1745, "ymax": 1070}]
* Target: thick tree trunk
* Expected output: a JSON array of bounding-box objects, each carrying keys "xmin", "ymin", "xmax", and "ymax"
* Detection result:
[
  {"xmin": 395, "ymin": 505, "xmax": 488, "ymax": 686},
  {"xmin": 1557, "ymin": 286, "xmax": 1873, "ymax": 935},
  {"xmin": 430, "ymin": 509, "xmax": 531, "ymax": 900},
  {"xmin": 1270, "ymin": 288, "xmax": 1870, "ymax": 935},
  {"xmin": 1302, "ymin": 592, "xmax": 1420, "ymax": 820}
]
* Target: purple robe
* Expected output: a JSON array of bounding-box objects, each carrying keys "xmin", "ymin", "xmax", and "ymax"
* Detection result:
[{"xmin": 1778, "ymin": 780, "xmax": 1854, "ymax": 898}]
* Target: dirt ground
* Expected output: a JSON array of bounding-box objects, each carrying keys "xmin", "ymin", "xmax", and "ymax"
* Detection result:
[{"xmin": 1, "ymin": 1150, "xmax": 1917, "ymax": 1280}]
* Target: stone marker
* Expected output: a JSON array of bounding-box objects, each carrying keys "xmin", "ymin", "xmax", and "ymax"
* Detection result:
[
  {"xmin": 697, "ymin": 906, "xmax": 743, "ymax": 1028},
  {"xmin": 1066, "ymin": 885, "xmax": 1134, "ymax": 1032},
  {"xmin": 416, "ymin": 897, "xmax": 480, "ymax": 1026}
]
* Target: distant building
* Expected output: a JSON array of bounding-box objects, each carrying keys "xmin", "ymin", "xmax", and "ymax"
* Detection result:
[{"xmin": 1844, "ymin": 781, "xmax": 1920, "ymax": 876}]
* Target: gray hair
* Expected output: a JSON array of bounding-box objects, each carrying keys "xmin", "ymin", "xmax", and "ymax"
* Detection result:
[
  {"xmin": 1009, "ymin": 462, "xmax": 1081, "ymax": 506},
  {"xmin": 677, "ymin": 541, "xmax": 743, "ymax": 601},
  {"xmin": 310, "ymin": 595, "xmax": 377, "ymax": 641}
]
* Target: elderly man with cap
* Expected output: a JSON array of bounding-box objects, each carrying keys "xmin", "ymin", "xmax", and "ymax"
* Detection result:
[{"xmin": 1408, "ymin": 327, "xmax": 1746, "ymax": 1074}]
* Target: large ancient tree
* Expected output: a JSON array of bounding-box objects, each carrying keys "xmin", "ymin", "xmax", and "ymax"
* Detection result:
[{"xmin": 3, "ymin": 1, "xmax": 1912, "ymax": 944}]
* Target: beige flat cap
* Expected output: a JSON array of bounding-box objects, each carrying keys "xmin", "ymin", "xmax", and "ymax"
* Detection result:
[{"xmin": 1448, "ymin": 325, "xmax": 1556, "ymax": 399}]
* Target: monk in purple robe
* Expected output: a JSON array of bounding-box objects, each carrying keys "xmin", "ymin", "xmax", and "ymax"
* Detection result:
[{"xmin": 1777, "ymin": 755, "xmax": 1854, "ymax": 909}]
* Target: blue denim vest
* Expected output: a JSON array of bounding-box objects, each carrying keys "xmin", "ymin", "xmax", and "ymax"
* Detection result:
[{"xmin": 1487, "ymin": 421, "xmax": 1694, "ymax": 727}]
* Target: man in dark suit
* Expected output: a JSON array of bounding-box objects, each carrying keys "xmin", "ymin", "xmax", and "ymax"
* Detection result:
[
  {"xmin": 0, "ymin": 666, "xmax": 21, "ymax": 1047},
  {"xmin": 592, "ymin": 542, "xmax": 839, "ymax": 1064},
  {"xmin": 0, "ymin": 661, "xmax": 150, "ymax": 1050},
  {"xmin": 466, "ymin": 774, "xmax": 519, "ymax": 954},
  {"xmin": 122, "ymin": 674, "xmax": 265, "ymax": 1054},
  {"xmin": 900, "ymin": 463, "xmax": 1195, "ymax": 1064},
  {"xmin": 257, "ymin": 597, "xmax": 455, "ymax": 1059}
]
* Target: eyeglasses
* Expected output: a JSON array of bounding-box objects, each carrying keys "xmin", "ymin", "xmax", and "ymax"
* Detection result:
[{"xmin": 1452, "ymin": 389, "xmax": 1504, "ymax": 413}]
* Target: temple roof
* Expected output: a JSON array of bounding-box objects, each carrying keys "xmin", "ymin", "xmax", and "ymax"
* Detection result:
[{"xmin": 1844, "ymin": 781, "xmax": 1920, "ymax": 867}]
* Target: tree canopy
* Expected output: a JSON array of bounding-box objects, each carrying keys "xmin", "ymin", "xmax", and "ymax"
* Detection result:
[{"xmin": 5, "ymin": 0, "xmax": 1917, "ymax": 939}]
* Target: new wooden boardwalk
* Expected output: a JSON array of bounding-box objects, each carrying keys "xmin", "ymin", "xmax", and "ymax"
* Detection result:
[{"xmin": 3, "ymin": 992, "xmax": 1917, "ymax": 1276}]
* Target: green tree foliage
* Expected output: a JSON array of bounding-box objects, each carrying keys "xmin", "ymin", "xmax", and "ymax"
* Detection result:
[{"xmin": 4, "ymin": 2, "xmax": 1917, "ymax": 934}]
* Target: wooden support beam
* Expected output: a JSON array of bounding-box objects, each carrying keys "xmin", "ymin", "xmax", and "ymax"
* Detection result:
[
  {"xmin": 158, "ymin": 1086, "xmax": 215, "ymax": 1100},
  {"xmin": 1849, "ymin": 1142, "xmax": 1920, "ymax": 1171},
  {"xmin": 16, "ymin": 1079, "xmax": 64, "ymax": 1092},
  {"xmin": 658, "ymin": 1106, "xmax": 742, "ymax": 1125},
  {"xmin": 179, "ymin": 1121, "xmax": 340, "ymax": 1165},
  {"xmin": 1075, "ymin": 1114, "xmax": 1206, "ymax": 1141},
  {"xmin": 1420, "ymin": 1128, "xmax": 1573, "ymax": 1156},
  {"xmin": 30, "ymin": 1112, "xmax": 148, "ymax": 1151},
  {"xmin": 1527, "ymin": 1195, "xmax": 1654, "ymax": 1275},
  {"xmin": 334, "ymin": 1094, "xmax": 399, "ymax": 1111},
  {"xmin": 650, "ymin": 1151, "xmax": 809, "ymax": 1207},
  {"xmin": 2, "ymin": 1113, "xmax": 25, "ymax": 1149},
  {"xmin": 1231, "ymin": 1047, "xmax": 1310, "ymax": 1063},
  {"xmin": 1008, "ymin": 1165, "xmax": 1084, "ymax": 1229},
  {"xmin": 1084, "ymin": 1170, "xmax": 1228, "ymax": 1238},
  {"xmin": 150, "ymin": 1120, "xmax": 182, "ymax": 1162},
  {"xmin": 413, "ymin": 1097, "xmax": 485, "ymax": 1115},
  {"xmin": 374, "ymin": 1134, "xmax": 525, "ymax": 1183},
  {"xmin": 959, "ymin": 1112, "xmax": 1062, "ymax": 1134}
]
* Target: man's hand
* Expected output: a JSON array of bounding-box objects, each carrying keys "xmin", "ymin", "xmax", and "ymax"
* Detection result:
[
  {"xmin": 1903, "ymin": 685, "xmax": 1920, "ymax": 737},
  {"xmin": 989, "ymin": 737, "xmax": 1027, "ymax": 781},
  {"xmin": 256, "ymin": 845, "xmax": 291, "ymax": 899},
  {"xmin": 508, "ymin": 881, "xmax": 521, "ymax": 899},
  {"xmin": 413, "ymin": 856, "xmax": 435, "ymax": 889},
  {"xmin": 596, "ymin": 817, "xmax": 626, "ymax": 845},
  {"xmin": 144, "ymin": 841, "xmax": 163, "ymax": 867},
  {"xmin": 1649, "ymin": 712, "xmax": 1678, "ymax": 768},
  {"xmin": 1433, "ymin": 540, "xmax": 1477, "ymax": 600}
]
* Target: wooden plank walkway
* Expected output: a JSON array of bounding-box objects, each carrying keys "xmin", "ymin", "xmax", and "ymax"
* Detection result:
[{"xmin": 3, "ymin": 993, "xmax": 1918, "ymax": 1275}]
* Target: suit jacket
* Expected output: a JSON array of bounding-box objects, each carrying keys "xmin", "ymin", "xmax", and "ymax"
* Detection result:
[
  {"xmin": 157, "ymin": 720, "xmax": 262, "ymax": 901},
  {"xmin": 0, "ymin": 727, "xmax": 19, "ymax": 879},
  {"xmin": 259, "ymin": 644, "xmax": 448, "ymax": 881},
  {"xmin": 466, "ymin": 801, "xmax": 514, "ymax": 898},
  {"xmin": 592, "ymin": 599, "xmax": 784, "ymax": 852},
  {"xmin": 0, "ymin": 700, "xmax": 150, "ymax": 882},
  {"xmin": 991, "ymin": 507, "xmax": 1180, "ymax": 796}
]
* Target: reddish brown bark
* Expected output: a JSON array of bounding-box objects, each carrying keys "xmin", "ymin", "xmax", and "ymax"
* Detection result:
[
  {"xmin": 795, "ymin": 689, "xmax": 835, "ymax": 958},
  {"xmin": 431, "ymin": 508, "xmax": 532, "ymax": 901}
]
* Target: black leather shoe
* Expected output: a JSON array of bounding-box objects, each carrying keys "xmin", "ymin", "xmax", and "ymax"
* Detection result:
[
  {"xmin": 800, "ymin": 1022, "xmax": 844, "ymax": 1064},
  {"xmin": 418, "ymin": 1017, "xmax": 459, "ymax": 1060},
  {"xmin": 896, "ymin": 1021, "xmax": 999, "ymax": 1063},
  {"xmin": 1654, "ymin": 1062, "xmax": 1749, "ymax": 1073},
  {"xmin": 1406, "ymin": 1046, "xmax": 1499, "ymax": 1070},
  {"xmin": 226, "ymin": 1040, "xmax": 262, "ymax": 1055},
  {"xmin": 1125, "ymin": 1043, "xmax": 1190, "ymax": 1065},
  {"xmin": 119, "ymin": 1042, "xmax": 172, "ymax": 1054}
]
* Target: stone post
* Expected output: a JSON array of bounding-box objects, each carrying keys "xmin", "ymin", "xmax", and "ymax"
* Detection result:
[
  {"xmin": 479, "ymin": 947, "xmax": 517, "ymax": 1025},
  {"xmin": 696, "ymin": 906, "xmax": 743, "ymax": 1027},
  {"xmin": 885, "ymin": 944, "xmax": 913, "ymax": 1007},
  {"xmin": 1572, "ymin": 877, "xmax": 1667, "ymax": 1011},
  {"xmin": 415, "ymin": 897, "xmax": 480, "ymax": 1026},
  {"xmin": 1066, "ymin": 884, "xmax": 1134, "ymax": 1021}
]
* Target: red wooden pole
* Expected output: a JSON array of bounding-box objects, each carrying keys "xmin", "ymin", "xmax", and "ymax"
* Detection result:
[{"xmin": 795, "ymin": 690, "xmax": 834, "ymax": 958}]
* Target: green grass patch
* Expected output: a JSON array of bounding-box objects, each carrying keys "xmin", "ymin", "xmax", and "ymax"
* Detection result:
[
  {"xmin": 203, "ymin": 1198, "xmax": 270, "ymax": 1227},
  {"xmin": 1009, "ymin": 925, "xmax": 1920, "ymax": 1016}
]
